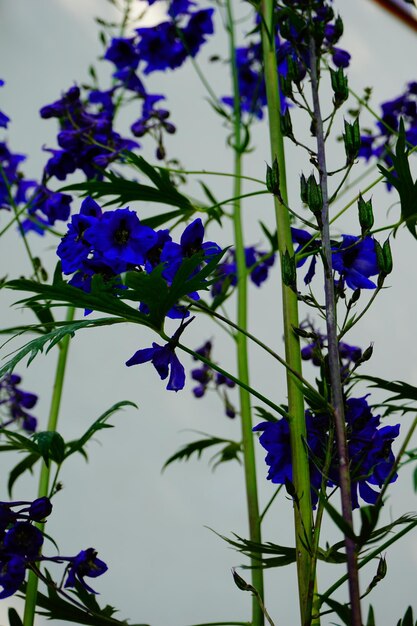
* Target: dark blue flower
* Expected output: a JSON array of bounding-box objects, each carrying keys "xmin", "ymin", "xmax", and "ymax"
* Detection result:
[
  {"xmin": 3, "ymin": 522, "xmax": 43, "ymax": 559},
  {"xmin": 28, "ymin": 498, "xmax": 53, "ymax": 522},
  {"xmin": 64, "ymin": 548, "xmax": 108, "ymax": 594},
  {"xmin": 0, "ymin": 373, "xmax": 39, "ymax": 432},
  {"xmin": 254, "ymin": 395, "xmax": 400, "ymax": 509},
  {"xmin": 332, "ymin": 47, "xmax": 351, "ymax": 68},
  {"xmin": 332, "ymin": 235, "xmax": 379, "ymax": 290},
  {"xmin": 0, "ymin": 556, "xmax": 26, "ymax": 599},
  {"xmin": 85, "ymin": 208, "xmax": 157, "ymax": 268},
  {"xmin": 104, "ymin": 37, "xmax": 139, "ymax": 70},
  {"xmin": 126, "ymin": 340, "xmax": 185, "ymax": 391}
]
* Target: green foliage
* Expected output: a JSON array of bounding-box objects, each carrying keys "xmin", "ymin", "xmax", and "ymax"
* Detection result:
[
  {"xmin": 8, "ymin": 608, "xmax": 23, "ymax": 626},
  {"xmin": 378, "ymin": 120, "xmax": 417, "ymax": 240},
  {"xmin": 62, "ymin": 151, "xmax": 195, "ymax": 225},
  {"xmin": 396, "ymin": 607, "xmax": 417, "ymax": 626},
  {"xmin": 3, "ymin": 401, "xmax": 136, "ymax": 495},
  {"xmin": 23, "ymin": 572, "xmax": 150, "ymax": 626},
  {"xmin": 163, "ymin": 433, "xmax": 242, "ymax": 471}
]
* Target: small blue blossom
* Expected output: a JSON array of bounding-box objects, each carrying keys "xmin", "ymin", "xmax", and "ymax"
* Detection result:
[
  {"xmin": 0, "ymin": 373, "xmax": 39, "ymax": 432},
  {"xmin": 332, "ymin": 235, "xmax": 379, "ymax": 290},
  {"xmin": 190, "ymin": 340, "xmax": 236, "ymax": 416},
  {"xmin": 126, "ymin": 339, "xmax": 185, "ymax": 392},
  {"xmin": 64, "ymin": 548, "xmax": 108, "ymax": 594}
]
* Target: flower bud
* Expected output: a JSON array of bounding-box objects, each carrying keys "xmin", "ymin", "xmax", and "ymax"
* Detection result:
[
  {"xmin": 29, "ymin": 497, "xmax": 53, "ymax": 522},
  {"xmin": 343, "ymin": 118, "xmax": 361, "ymax": 164},
  {"xmin": 358, "ymin": 194, "xmax": 374, "ymax": 233},
  {"xmin": 330, "ymin": 67, "xmax": 349, "ymax": 108},
  {"xmin": 306, "ymin": 174, "xmax": 323, "ymax": 215},
  {"xmin": 280, "ymin": 108, "xmax": 294, "ymax": 140},
  {"xmin": 281, "ymin": 251, "xmax": 296, "ymax": 288},
  {"xmin": 266, "ymin": 158, "xmax": 280, "ymax": 197}
]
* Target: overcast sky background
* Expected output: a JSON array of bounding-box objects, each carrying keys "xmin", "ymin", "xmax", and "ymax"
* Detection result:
[{"xmin": 1, "ymin": 1, "xmax": 417, "ymax": 625}]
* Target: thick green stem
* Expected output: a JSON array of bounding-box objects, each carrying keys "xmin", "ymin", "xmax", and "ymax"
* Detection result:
[
  {"xmin": 23, "ymin": 307, "xmax": 75, "ymax": 626},
  {"xmin": 259, "ymin": 3, "xmax": 313, "ymax": 624},
  {"xmin": 225, "ymin": 2, "xmax": 264, "ymax": 624}
]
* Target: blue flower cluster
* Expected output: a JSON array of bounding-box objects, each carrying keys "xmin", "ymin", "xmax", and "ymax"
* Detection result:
[
  {"xmin": 292, "ymin": 228, "xmax": 379, "ymax": 290},
  {"xmin": 103, "ymin": 1, "xmax": 214, "ymax": 157},
  {"xmin": 190, "ymin": 340, "xmax": 236, "ymax": 417},
  {"xmin": 57, "ymin": 199, "xmax": 221, "ymax": 390},
  {"xmin": 254, "ymin": 394, "xmax": 400, "ymax": 509},
  {"xmin": 359, "ymin": 81, "xmax": 417, "ymax": 173},
  {"xmin": 0, "ymin": 498, "xmax": 107, "ymax": 598},
  {"xmin": 57, "ymin": 197, "xmax": 220, "ymax": 295},
  {"xmin": 0, "ymin": 78, "xmax": 72, "ymax": 233},
  {"xmin": 221, "ymin": 1, "xmax": 350, "ymax": 120},
  {"xmin": 211, "ymin": 246, "xmax": 275, "ymax": 297},
  {"xmin": 0, "ymin": 373, "xmax": 38, "ymax": 432},
  {"xmin": 40, "ymin": 85, "xmax": 138, "ymax": 182},
  {"xmin": 105, "ymin": 2, "xmax": 214, "ymax": 76}
]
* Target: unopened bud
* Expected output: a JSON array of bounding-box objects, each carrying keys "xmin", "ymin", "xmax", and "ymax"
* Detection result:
[
  {"xmin": 358, "ymin": 194, "xmax": 374, "ymax": 233},
  {"xmin": 343, "ymin": 118, "xmax": 361, "ymax": 164},
  {"xmin": 330, "ymin": 67, "xmax": 349, "ymax": 108}
]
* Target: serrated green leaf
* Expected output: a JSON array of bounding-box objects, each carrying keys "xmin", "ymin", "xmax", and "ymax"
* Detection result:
[
  {"xmin": 0, "ymin": 317, "xmax": 125, "ymax": 378},
  {"xmin": 21, "ymin": 572, "xmax": 150, "ymax": 626},
  {"xmin": 163, "ymin": 436, "xmax": 232, "ymax": 470}
]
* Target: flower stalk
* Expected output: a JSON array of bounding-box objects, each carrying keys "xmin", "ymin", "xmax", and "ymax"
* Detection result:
[
  {"xmin": 259, "ymin": 2, "xmax": 314, "ymax": 624},
  {"xmin": 308, "ymin": 34, "xmax": 362, "ymax": 626},
  {"xmin": 225, "ymin": 1, "xmax": 264, "ymax": 624},
  {"xmin": 23, "ymin": 306, "xmax": 75, "ymax": 626}
]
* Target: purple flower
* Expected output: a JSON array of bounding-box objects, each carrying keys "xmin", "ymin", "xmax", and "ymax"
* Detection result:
[
  {"xmin": 0, "ymin": 373, "xmax": 39, "ymax": 432},
  {"xmin": 126, "ymin": 340, "xmax": 185, "ymax": 392},
  {"xmin": 0, "ymin": 556, "xmax": 26, "ymax": 599},
  {"xmin": 85, "ymin": 208, "xmax": 157, "ymax": 268},
  {"xmin": 332, "ymin": 235, "xmax": 379, "ymax": 290},
  {"xmin": 255, "ymin": 395, "xmax": 400, "ymax": 509},
  {"xmin": 64, "ymin": 548, "xmax": 108, "ymax": 594}
]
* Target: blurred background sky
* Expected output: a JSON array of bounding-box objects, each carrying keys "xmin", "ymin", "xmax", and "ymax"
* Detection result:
[{"xmin": 1, "ymin": 1, "xmax": 417, "ymax": 625}]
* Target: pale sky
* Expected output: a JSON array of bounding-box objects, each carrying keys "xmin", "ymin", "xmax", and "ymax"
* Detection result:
[{"xmin": 0, "ymin": 1, "xmax": 417, "ymax": 625}]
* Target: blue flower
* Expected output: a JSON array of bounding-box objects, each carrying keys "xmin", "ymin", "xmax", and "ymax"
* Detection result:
[
  {"xmin": 0, "ymin": 556, "xmax": 26, "ymax": 599},
  {"xmin": 85, "ymin": 208, "xmax": 157, "ymax": 269},
  {"xmin": 332, "ymin": 235, "xmax": 379, "ymax": 290},
  {"xmin": 64, "ymin": 548, "xmax": 108, "ymax": 594},
  {"xmin": 254, "ymin": 395, "xmax": 400, "ymax": 509},
  {"xmin": 126, "ymin": 340, "xmax": 185, "ymax": 391},
  {"xmin": 0, "ymin": 373, "xmax": 39, "ymax": 432}
]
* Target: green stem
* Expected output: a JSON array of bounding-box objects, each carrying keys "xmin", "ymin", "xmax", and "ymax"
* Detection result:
[
  {"xmin": 225, "ymin": 2, "xmax": 264, "ymax": 624},
  {"xmin": 23, "ymin": 306, "xmax": 75, "ymax": 626},
  {"xmin": 259, "ymin": 3, "xmax": 314, "ymax": 624}
]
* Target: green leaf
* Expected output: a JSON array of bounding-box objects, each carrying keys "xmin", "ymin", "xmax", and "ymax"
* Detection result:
[
  {"xmin": 0, "ymin": 317, "xmax": 125, "ymax": 378},
  {"xmin": 320, "ymin": 597, "xmax": 351, "ymax": 625},
  {"xmin": 358, "ymin": 374, "xmax": 417, "ymax": 405},
  {"xmin": 32, "ymin": 431, "xmax": 66, "ymax": 466},
  {"xmin": 22, "ymin": 572, "xmax": 150, "ymax": 626},
  {"xmin": 210, "ymin": 531, "xmax": 296, "ymax": 568},
  {"xmin": 253, "ymin": 407, "xmax": 278, "ymax": 422},
  {"xmin": 397, "ymin": 606, "xmax": 415, "ymax": 626},
  {"xmin": 365, "ymin": 605, "xmax": 376, "ymax": 626},
  {"xmin": 8, "ymin": 453, "xmax": 40, "ymax": 497},
  {"xmin": 377, "ymin": 119, "xmax": 417, "ymax": 239},
  {"xmin": 163, "ymin": 435, "xmax": 236, "ymax": 471},
  {"xmin": 65, "ymin": 401, "xmax": 137, "ymax": 460},
  {"xmin": 8, "ymin": 608, "xmax": 23, "ymax": 626}
]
